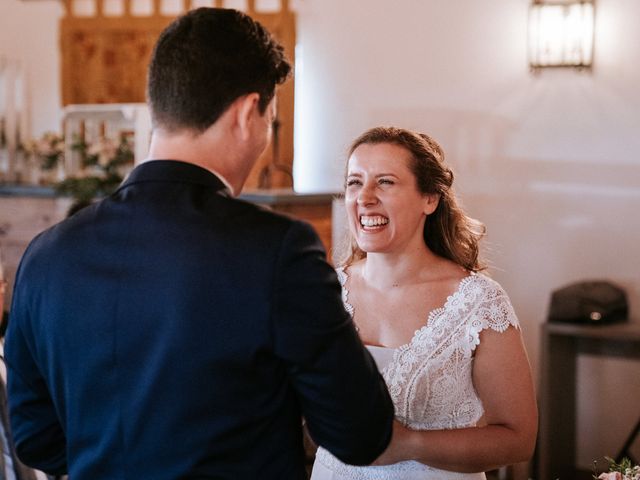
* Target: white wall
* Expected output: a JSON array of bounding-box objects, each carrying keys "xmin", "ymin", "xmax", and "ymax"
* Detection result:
[
  {"xmin": 2, "ymin": 0, "xmax": 639, "ymax": 472},
  {"xmin": 294, "ymin": 0, "xmax": 640, "ymax": 470}
]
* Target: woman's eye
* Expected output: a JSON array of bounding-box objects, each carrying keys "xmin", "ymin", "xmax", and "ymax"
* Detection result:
[
  {"xmin": 379, "ymin": 178, "xmax": 394, "ymax": 185},
  {"xmin": 346, "ymin": 179, "xmax": 361, "ymax": 187}
]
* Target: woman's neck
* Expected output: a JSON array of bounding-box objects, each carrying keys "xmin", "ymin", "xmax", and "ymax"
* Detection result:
[{"xmin": 360, "ymin": 246, "xmax": 444, "ymax": 290}]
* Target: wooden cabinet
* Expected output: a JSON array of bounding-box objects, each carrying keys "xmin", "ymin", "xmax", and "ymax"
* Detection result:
[{"xmin": 241, "ymin": 189, "xmax": 336, "ymax": 256}]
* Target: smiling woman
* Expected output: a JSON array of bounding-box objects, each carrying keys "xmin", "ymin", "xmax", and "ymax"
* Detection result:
[
  {"xmin": 344, "ymin": 142, "xmax": 439, "ymax": 258},
  {"xmin": 340, "ymin": 127, "xmax": 485, "ymax": 271},
  {"xmin": 310, "ymin": 126, "xmax": 538, "ymax": 480}
]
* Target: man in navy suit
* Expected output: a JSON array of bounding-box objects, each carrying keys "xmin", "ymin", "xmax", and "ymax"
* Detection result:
[{"xmin": 5, "ymin": 8, "xmax": 393, "ymax": 480}]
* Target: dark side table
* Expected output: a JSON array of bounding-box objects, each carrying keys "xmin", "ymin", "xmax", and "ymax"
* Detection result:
[{"xmin": 538, "ymin": 322, "xmax": 640, "ymax": 480}]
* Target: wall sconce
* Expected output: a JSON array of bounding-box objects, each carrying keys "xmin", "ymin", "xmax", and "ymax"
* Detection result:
[{"xmin": 528, "ymin": 0, "xmax": 595, "ymax": 71}]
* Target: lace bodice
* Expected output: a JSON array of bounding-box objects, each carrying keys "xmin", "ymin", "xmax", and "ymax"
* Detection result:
[{"xmin": 313, "ymin": 269, "xmax": 519, "ymax": 479}]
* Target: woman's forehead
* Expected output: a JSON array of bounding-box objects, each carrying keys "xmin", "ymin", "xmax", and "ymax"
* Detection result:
[{"xmin": 348, "ymin": 143, "xmax": 413, "ymax": 173}]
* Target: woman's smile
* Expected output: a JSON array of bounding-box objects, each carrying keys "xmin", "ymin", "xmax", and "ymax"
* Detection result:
[{"xmin": 359, "ymin": 215, "xmax": 389, "ymax": 229}]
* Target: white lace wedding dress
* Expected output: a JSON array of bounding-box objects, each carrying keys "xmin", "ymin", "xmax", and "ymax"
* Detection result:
[{"xmin": 311, "ymin": 269, "xmax": 520, "ymax": 480}]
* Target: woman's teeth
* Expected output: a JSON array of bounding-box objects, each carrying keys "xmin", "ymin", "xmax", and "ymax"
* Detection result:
[{"xmin": 360, "ymin": 215, "xmax": 389, "ymax": 227}]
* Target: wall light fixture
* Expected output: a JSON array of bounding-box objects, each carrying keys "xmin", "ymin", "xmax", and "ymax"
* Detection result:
[{"xmin": 528, "ymin": 0, "xmax": 595, "ymax": 71}]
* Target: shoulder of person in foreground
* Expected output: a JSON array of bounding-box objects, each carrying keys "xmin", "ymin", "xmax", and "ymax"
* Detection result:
[{"xmin": 271, "ymin": 219, "xmax": 394, "ymax": 465}]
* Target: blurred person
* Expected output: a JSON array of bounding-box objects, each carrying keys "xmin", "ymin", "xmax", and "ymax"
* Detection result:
[{"xmin": 0, "ymin": 252, "xmax": 39, "ymax": 480}]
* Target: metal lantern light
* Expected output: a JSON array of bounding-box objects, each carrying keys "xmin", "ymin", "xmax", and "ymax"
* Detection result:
[{"xmin": 528, "ymin": 0, "xmax": 595, "ymax": 71}]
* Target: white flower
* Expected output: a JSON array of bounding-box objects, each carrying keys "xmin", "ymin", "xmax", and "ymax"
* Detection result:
[
  {"xmin": 598, "ymin": 458, "xmax": 640, "ymax": 480},
  {"xmin": 25, "ymin": 132, "xmax": 64, "ymax": 157},
  {"xmin": 87, "ymin": 138, "xmax": 118, "ymax": 167},
  {"xmin": 599, "ymin": 473, "xmax": 622, "ymax": 480}
]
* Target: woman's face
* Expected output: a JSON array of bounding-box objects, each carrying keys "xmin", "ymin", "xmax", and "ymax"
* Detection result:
[{"xmin": 344, "ymin": 142, "xmax": 438, "ymax": 255}]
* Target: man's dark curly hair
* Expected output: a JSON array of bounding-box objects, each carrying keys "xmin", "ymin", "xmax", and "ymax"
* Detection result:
[{"xmin": 148, "ymin": 7, "xmax": 291, "ymax": 133}]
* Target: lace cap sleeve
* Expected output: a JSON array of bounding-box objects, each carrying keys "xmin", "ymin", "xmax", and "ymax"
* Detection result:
[
  {"xmin": 467, "ymin": 275, "xmax": 520, "ymax": 352},
  {"xmin": 335, "ymin": 266, "xmax": 354, "ymax": 317}
]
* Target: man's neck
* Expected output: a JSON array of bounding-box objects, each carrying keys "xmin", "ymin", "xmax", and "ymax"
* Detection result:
[{"xmin": 145, "ymin": 127, "xmax": 245, "ymax": 196}]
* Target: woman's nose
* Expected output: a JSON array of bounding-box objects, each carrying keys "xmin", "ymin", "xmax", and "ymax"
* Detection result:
[{"xmin": 357, "ymin": 184, "xmax": 378, "ymax": 206}]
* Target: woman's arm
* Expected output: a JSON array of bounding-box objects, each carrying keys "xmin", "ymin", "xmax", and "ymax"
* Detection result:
[{"xmin": 372, "ymin": 325, "xmax": 538, "ymax": 472}]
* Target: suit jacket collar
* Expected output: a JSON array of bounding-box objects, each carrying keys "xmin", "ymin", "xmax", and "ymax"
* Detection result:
[{"xmin": 120, "ymin": 160, "xmax": 231, "ymax": 196}]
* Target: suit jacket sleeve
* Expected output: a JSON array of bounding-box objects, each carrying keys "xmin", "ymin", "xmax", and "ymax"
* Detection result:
[
  {"xmin": 4, "ymin": 258, "xmax": 68, "ymax": 475},
  {"xmin": 272, "ymin": 220, "xmax": 394, "ymax": 465}
]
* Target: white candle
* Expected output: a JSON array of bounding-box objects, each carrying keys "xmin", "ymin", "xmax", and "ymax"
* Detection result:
[
  {"xmin": 4, "ymin": 59, "xmax": 17, "ymax": 152},
  {"xmin": 17, "ymin": 61, "xmax": 30, "ymax": 145}
]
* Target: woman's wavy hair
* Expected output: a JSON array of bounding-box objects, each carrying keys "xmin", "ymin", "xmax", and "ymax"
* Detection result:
[{"xmin": 339, "ymin": 126, "xmax": 487, "ymax": 272}]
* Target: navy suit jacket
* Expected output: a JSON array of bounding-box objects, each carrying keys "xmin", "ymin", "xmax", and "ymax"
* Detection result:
[{"xmin": 5, "ymin": 160, "xmax": 393, "ymax": 479}]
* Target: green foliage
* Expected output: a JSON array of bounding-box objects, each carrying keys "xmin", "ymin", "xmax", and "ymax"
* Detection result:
[
  {"xmin": 593, "ymin": 456, "xmax": 640, "ymax": 479},
  {"xmin": 605, "ymin": 457, "xmax": 634, "ymax": 473},
  {"xmin": 55, "ymin": 174, "xmax": 122, "ymax": 204}
]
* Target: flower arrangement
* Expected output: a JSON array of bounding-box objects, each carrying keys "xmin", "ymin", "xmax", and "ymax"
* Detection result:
[
  {"xmin": 23, "ymin": 131, "xmax": 65, "ymax": 170},
  {"xmin": 55, "ymin": 133, "xmax": 134, "ymax": 205},
  {"xmin": 595, "ymin": 457, "xmax": 640, "ymax": 480}
]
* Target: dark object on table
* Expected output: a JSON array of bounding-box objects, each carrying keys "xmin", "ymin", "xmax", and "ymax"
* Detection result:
[{"xmin": 548, "ymin": 280, "xmax": 628, "ymax": 324}]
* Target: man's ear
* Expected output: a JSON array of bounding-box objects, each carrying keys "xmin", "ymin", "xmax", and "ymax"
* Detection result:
[
  {"xmin": 235, "ymin": 92, "xmax": 261, "ymax": 141},
  {"xmin": 423, "ymin": 193, "xmax": 440, "ymax": 216}
]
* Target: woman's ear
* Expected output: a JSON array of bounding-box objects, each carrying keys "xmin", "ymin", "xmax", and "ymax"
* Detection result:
[
  {"xmin": 423, "ymin": 193, "xmax": 440, "ymax": 216},
  {"xmin": 235, "ymin": 92, "xmax": 261, "ymax": 141}
]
